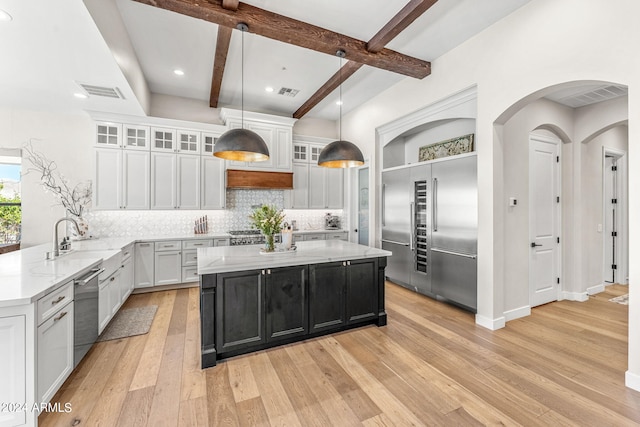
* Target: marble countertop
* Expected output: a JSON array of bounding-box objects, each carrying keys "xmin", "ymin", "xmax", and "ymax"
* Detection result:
[
  {"xmin": 291, "ymin": 229, "xmax": 347, "ymax": 235},
  {"xmin": 0, "ymin": 233, "xmax": 230, "ymax": 308},
  {"xmin": 197, "ymin": 240, "xmax": 391, "ymax": 275}
]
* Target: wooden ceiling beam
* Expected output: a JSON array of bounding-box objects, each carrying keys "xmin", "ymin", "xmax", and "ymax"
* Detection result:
[
  {"xmin": 133, "ymin": 0, "xmax": 431, "ymax": 79},
  {"xmin": 209, "ymin": 25, "xmax": 232, "ymax": 108},
  {"xmin": 367, "ymin": 0, "xmax": 439, "ymax": 53},
  {"xmin": 293, "ymin": 61, "xmax": 362, "ymax": 119},
  {"xmin": 220, "ymin": 0, "xmax": 238, "ymax": 11}
]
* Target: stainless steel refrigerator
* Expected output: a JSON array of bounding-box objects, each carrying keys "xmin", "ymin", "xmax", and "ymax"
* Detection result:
[{"xmin": 382, "ymin": 154, "xmax": 477, "ymax": 312}]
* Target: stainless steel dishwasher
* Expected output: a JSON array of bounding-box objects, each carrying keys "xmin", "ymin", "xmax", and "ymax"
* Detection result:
[{"xmin": 74, "ymin": 267, "xmax": 104, "ymax": 367}]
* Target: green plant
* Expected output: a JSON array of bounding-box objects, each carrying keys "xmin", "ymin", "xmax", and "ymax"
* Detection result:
[
  {"xmin": 0, "ymin": 183, "xmax": 21, "ymax": 243},
  {"xmin": 248, "ymin": 204, "xmax": 286, "ymax": 236}
]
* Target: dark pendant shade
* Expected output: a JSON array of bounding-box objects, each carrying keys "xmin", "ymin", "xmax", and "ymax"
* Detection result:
[
  {"xmin": 213, "ymin": 128, "xmax": 270, "ymax": 162},
  {"xmin": 317, "ymin": 140, "xmax": 365, "ymax": 168}
]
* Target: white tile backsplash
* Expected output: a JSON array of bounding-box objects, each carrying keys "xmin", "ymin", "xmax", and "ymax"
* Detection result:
[{"xmin": 85, "ymin": 189, "xmax": 342, "ymax": 237}]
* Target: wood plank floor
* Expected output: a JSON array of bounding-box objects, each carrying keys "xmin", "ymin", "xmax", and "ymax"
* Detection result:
[{"xmin": 40, "ymin": 283, "xmax": 640, "ymax": 426}]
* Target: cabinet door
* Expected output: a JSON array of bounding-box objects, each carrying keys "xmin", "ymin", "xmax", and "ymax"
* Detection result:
[
  {"xmin": 177, "ymin": 130, "xmax": 201, "ymax": 154},
  {"xmin": 274, "ymin": 128, "xmax": 292, "ymax": 171},
  {"xmin": 123, "ymin": 124, "xmax": 150, "ymax": 150},
  {"xmin": 109, "ymin": 270, "xmax": 122, "ymax": 315},
  {"xmin": 96, "ymin": 122, "xmax": 122, "ymax": 147},
  {"xmin": 134, "ymin": 242, "xmax": 154, "ymax": 288},
  {"xmin": 150, "ymin": 152, "xmax": 177, "ymax": 209},
  {"xmin": 94, "ymin": 148, "xmax": 122, "ymax": 210},
  {"xmin": 37, "ymin": 301, "xmax": 74, "ymax": 403},
  {"xmin": 246, "ymin": 123, "xmax": 275, "ymax": 169},
  {"xmin": 122, "ymin": 150, "xmax": 150, "ymax": 209},
  {"xmin": 154, "ymin": 251, "xmax": 182, "ymax": 285},
  {"xmin": 290, "ymin": 162, "xmax": 309, "ymax": 208},
  {"xmin": 177, "ymin": 154, "xmax": 200, "ymax": 209},
  {"xmin": 201, "ymin": 133, "xmax": 218, "ymax": 156},
  {"xmin": 216, "ymin": 270, "xmax": 265, "ymax": 353},
  {"xmin": 266, "ymin": 266, "xmax": 307, "ymax": 342},
  {"xmin": 292, "ymin": 143, "xmax": 308, "ymax": 163},
  {"xmin": 346, "ymin": 259, "xmax": 378, "ymax": 324},
  {"xmin": 201, "ymin": 156, "xmax": 225, "ymax": 209},
  {"xmin": 309, "ymin": 262, "xmax": 346, "ymax": 333},
  {"xmin": 99, "ymin": 280, "xmax": 110, "ymax": 334},
  {"xmin": 121, "ymin": 257, "xmax": 134, "ymax": 302},
  {"xmin": 0, "ymin": 315, "xmax": 26, "ymax": 426},
  {"xmin": 151, "ymin": 127, "xmax": 176, "ymax": 152},
  {"xmin": 308, "ymin": 165, "xmax": 326, "ymax": 209},
  {"xmin": 326, "ymin": 168, "xmax": 344, "ymax": 209}
]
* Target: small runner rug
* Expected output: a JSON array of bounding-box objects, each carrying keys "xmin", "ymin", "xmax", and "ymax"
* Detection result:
[
  {"xmin": 97, "ymin": 305, "xmax": 158, "ymax": 342},
  {"xmin": 609, "ymin": 294, "xmax": 629, "ymax": 305}
]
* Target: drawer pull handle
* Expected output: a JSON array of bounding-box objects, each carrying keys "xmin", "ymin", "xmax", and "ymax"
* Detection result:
[
  {"xmin": 193, "ymin": 243, "xmax": 204, "ymax": 246},
  {"xmin": 54, "ymin": 312, "xmax": 68, "ymax": 322},
  {"xmin": 51, "ymin": 296, "xmax": 65, "ymax": 305}
]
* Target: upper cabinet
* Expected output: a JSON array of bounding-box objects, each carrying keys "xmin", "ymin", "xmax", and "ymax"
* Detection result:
[{"xmin": 220, "ymin": 108, "xmax": 296, "ymax": 173}]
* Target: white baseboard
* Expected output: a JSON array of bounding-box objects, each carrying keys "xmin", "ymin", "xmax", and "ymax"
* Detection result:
[
  {"xmin": 504, "ymin": 305, "xmax": 531, "ymax": 322},
  {"xmin": 561, "ymin": 291, "xmax": 589, "ymax": 302},
  {"xmin": 475, "ymin": 314, "xmax": 505, "ymax": 330},
  {"xmin": 626, "ymin": 371, "xmax": 640, "ymax": 392},
  {"xmin": 587, "ymin": 284, "xmax": 606, "ymax": 295}
]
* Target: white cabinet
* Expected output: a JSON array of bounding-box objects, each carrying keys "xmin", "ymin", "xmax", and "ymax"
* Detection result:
[
  {"xmin": 95, "ymin": 122, "xmax": 122, "ymax": 147},
  {"xmin": 94, "ymin": 148, "xmax": 150, "ymax": 210},
  {"xmin": 289, "ymin": 162, "xmax": 309, "ymax": 209},
  {"xmin": 99, "ymin": 269, "xmax": 121, "ymax": 333},
  {"xmin": 134, "ymin": 242, "xmax": 154, "ymax": 288},
  {"xmin": 326, "ymin": 231, "xmax": 349, "ymax": 241},
  {"xmin": 109, "ymin": 269, "xmax": 122, "ymax": 316},
  {"xmin": 154, "ymin": 241, "xmax": 182, "ymax": 286},
  {"xmin": 201, "ymin": 156, "xmax": 225, "ymax": 209},
  {"xmin": 37, "ymin": 300, "xmax": 74, "ymax": 403},
  {"xmin": 0, "ymin": 314, "xmax": 26, "ymax": 426},
  {"xmin": 181, "ymin": 239, "xmax": 213, "ymax": 283},
  {"xmin": 326, "ymin": 168, "xmax": 344, "ymax": 209},
  {"xmin": 308, "ymin": 165, "xmax": 326, "ymax": 209},
  {"xmin": 151, "ymin": 153, "xmax": 200, "ymax": 209},
  {"xmin": 177, "ymin": 130, "xmax": 201, "ymax": 154},
  {"xmin": 120, "ymin": 245, "xmax": 134, "ymax": 302},
  {"xmin": 151, "ymin": 127, "xmax": 177, "ymax": 152},
  {"xmin": 123, "ymin": 124, "xmax": 151, "ymax": 150}
]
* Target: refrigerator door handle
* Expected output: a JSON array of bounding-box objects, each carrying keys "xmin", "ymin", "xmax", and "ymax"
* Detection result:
[
  {"xmin": 431, "ymin": 247, "xmax": 477, "ymax": 260},
  {"xmin": 432, "ymin": 177, "xmax": 438, "ymax": 232},
  {"xmin": 382, "ymin": 183, "xmax": 386, "ymax": 226},
  {"xmin": 381, "ymin": 239, "xmax": 410, "ymax": 246},
  {"xmin": 409, "ymin": 202, "xmax": 415, "ymax": 251}
]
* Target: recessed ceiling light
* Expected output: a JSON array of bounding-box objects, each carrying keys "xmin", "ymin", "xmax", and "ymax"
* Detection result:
[
  {"xmin": 173, "ymin": 69, "xmax": 185, "ymax": 76},
  {"xmin": 336, "ymin": 100, "xmax": 343, "ymax": 106},
  {"xmin": 0, "ymin": 9, "xmax": 12, "ymax": 22},
  {"xmin": 265, "ymin": 87, "xmax": 274, "ymax": 93},
  {"xmin": 74, "ymin": 93, "xmax": 88, "ymax": 99}
]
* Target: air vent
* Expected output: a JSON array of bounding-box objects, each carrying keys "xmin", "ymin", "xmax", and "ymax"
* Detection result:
[
  {"xmin": 79, "ymin": 84, "xmax": 125, "ymax": 99},
  {"xmin": 278, "ymin": 87, "xmax": 300, "ymax": 97}
]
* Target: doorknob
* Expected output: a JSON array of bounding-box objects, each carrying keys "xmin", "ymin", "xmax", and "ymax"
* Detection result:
[{"xmin": 531, "ymin": 242, "xmax": 542, "ymax": 248}]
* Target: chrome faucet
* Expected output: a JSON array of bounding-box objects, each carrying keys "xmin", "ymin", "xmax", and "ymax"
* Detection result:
[{"xmin": 46, "ymin": 217, "xmax": 83, "ymax": 259}]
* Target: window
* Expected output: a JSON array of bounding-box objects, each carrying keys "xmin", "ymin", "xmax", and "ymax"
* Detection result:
[{"xmin": 0, "ymin": 149, "xmax": 21, "ymax": 247}]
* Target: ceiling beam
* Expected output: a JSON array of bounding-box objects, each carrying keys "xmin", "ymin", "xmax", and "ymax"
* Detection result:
[
  {"xmin": 293, "ymin": 61, "xmax": 363, "ymax": 119},
  {"xmin": 293, "ymin": 0, "xmax": 438, "ymax": 118},
  {"xmin": 209, "ymin": 25, "xmax": 232, "ymax": 108},
  {"xmin": 133, "ymin": 0, "xmax": 431, "ymax": 79},
  {"xmin": 367, "ymin": 0, "xmax": 439, "ymax": 53},
  {"xmin": 220, "ymin": 0, "xmax": 238, "ymax": 11}
]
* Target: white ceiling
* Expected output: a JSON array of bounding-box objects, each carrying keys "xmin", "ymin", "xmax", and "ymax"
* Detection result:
[{"xmin": 1, "ymin": 0, "xmax": 547, "ymax": 121}]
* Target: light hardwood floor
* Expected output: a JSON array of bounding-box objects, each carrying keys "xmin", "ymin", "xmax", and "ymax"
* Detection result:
[{"xmin": 40, "ymin": 283, "xmax": 640, "ymax": 426}]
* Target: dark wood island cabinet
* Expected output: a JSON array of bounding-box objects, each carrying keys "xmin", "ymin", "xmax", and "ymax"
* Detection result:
[{"xmin": 198, "ymin": 241, "xmax": 390, "ymax": 368}]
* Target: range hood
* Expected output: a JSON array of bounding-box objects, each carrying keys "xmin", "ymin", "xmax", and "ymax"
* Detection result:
[{"xmin": 226, "ymin": 169, "xmax": 293, "ymax": 189}]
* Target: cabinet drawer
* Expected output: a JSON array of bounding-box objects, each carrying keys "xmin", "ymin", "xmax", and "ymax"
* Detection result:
[
  {"xmin": 326, "ymin": 232, "xmax": 348, "ymax": 241},
  {"xmin": 182, "ymin": 249, "xmax": 198, "ymax": 266},
  {"xmin": 303, "ymin": 233, "xmax": 326, "ymax": 241},
  {"xmin": 121, "ymin": 243, "xmax": 134, "ymax": 262},
  {"xmin": 182, "ymin": 266, "xmax": 199, "ymax": 283},
  {"xmin": 214, "ymin": 238, "xmax": 229, "ymax": 247},
  {"xmin": 155, "ymin": 240, "xmax": 181, "ymax": 251},
  {"xmin": 37, "ymin": 281, "xmax": 74, "ymax": 326},
  {"xmin": 182, "ymin": 239, "xmax": 213, "ymax": 250}
]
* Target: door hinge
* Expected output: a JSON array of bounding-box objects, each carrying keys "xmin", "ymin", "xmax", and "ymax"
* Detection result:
[
  {"xmin": 612, "ymin": 264, "xmax": 618, "ymax": 270},
  {"xmin": 556, "ymin": 277, "xmax": 560, "ymax": 284},
  {"xmin": 556, "ymin": 156, "xmax": 560, "ymax": 163},
  {"xmin": 556, "ymin": 196, "xmax": 560, "ymax": 203},
  {"xmin": 612, "ymin": 165, "xmax": 618, "ymax": 171},
  {"xmin": 612, "ymin": 231, "xmax": 618, "ymax": 237},
  {"xmin": 612, "ymin": 198, "xmax": 617, "ymax": 204}
]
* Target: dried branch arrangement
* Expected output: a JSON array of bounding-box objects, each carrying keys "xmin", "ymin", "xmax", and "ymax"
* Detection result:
[{"xmin": 22, "ymin": 142, "xmax": 92, "ymax": 217}]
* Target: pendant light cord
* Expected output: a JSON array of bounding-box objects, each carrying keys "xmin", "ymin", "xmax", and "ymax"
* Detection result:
[
  {"xmin": 241, "ymin": 26, "xmax": 244, "ymax": 128},
  {"xmin": 339, "ymin": 54, "xmax": 342, "ymax": 141}
]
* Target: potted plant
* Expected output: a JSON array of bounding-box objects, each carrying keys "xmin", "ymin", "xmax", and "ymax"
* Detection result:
[{"xmin": 249, "ymin": 204, "xmax": 285, "ymax": 252}]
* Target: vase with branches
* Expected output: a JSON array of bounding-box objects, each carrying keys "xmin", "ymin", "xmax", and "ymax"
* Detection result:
[
  {"xmin": 23, "ymin": 142, "xmax": 92, "ymax": 237},
  {"xmin": 249, "ymin": 204, "xmax": 285, "ymax": 252}
]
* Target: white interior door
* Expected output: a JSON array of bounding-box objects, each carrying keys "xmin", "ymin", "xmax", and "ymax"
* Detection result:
[
  {"xmin": 529, "ymin": 134, "xmax": 561, "ymax": 307},
  {"xmin": 358, "ymin": 167, "xmax": 369, "ymax": 246},
  {"xmin": 603, "ymin": 156, "xmax": 617, "ymax": 283}
]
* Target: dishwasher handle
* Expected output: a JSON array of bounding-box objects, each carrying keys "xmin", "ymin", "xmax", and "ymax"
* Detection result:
[{"xmin": 74, "ymin": 268, "xmax": 105, "ymax": 286}]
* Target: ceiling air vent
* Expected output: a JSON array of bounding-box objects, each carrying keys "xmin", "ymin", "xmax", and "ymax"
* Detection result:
[
  {"xmin": 79, "ymin": 84, "xmax": 125, "ymax": 99},
  {"xmin": 278, "ymin": 87, "xmax": 300, "ymax": 97}
]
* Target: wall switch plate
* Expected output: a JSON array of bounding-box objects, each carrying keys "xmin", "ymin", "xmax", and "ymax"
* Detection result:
[
  {"xmin": 509, "ymin": 197, "xmax": 517, "ymax": 207},
  {"xmin": 597, "ymin": 223, "xmax": 603, "ymax": 232}
]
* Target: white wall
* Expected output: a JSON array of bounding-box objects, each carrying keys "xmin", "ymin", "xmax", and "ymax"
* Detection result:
[
  {"xmin": 339, "ymin": 0, "xmax": 640, "ymax": 388},
  {"xmin": 0, "ymin": 108, "xmax": 94, "ymax": 247},
  {"xmin": 150, "ymin": 93, "xmax": 224, "ymax": 125}
]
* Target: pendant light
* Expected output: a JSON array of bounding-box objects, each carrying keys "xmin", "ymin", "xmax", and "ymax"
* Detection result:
[
  {"xmin": 317, "ymin": 50, "xmax": 365, "ymax": 168},
  {"xmin": 214, "ymin": 23, "xmax": 269, "ymax": 162}
]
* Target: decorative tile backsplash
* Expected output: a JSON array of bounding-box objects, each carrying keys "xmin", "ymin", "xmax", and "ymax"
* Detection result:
[{"xmin": 85, "ymin": 189, "xmax": 343, "ymax": 237}]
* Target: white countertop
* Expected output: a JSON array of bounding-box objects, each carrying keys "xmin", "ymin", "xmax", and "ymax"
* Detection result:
[
  {"xmin": 0, "ymin": 233, "xmax": 229, "ymax": 308},
  {"xmin": 197, "ymin": 240, "xmax": 391, "ymax": 275}
]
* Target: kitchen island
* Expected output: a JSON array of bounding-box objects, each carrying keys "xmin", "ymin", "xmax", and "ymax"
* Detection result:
[{"xmin": 197, "ymin": 240, "xmax": 391, "ymax": 368}]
